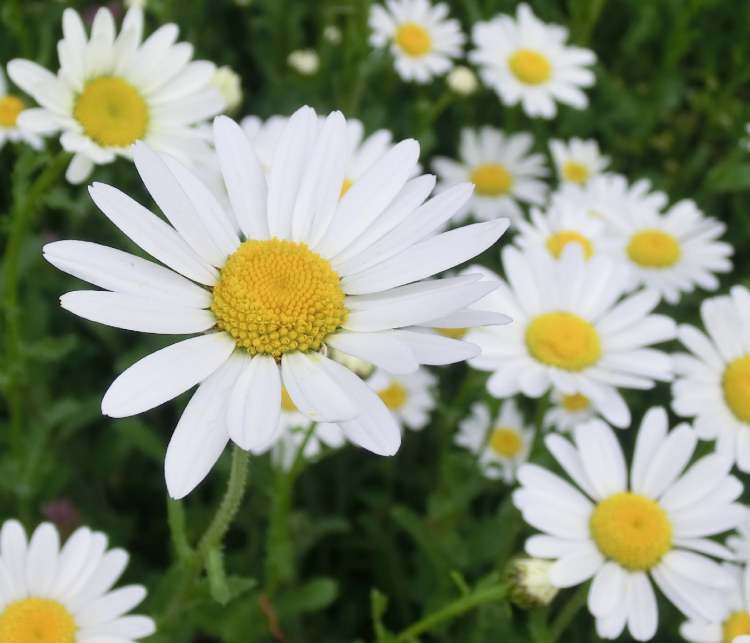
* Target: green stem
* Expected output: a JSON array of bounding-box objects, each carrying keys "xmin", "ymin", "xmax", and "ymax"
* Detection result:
[
  {"xmin": 394, "ymin": 584, "xmax": 507, "ymax": 642},
  {"xmin": 546, "ymin": 584, "xmax": 588, "ymax": 643},
  {"xmin": 167, "ymin": 497, "xmax": 193, "ymax": 561}
]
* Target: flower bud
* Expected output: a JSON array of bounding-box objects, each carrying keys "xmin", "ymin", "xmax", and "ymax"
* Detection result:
[{"xmin": 506, "ymin": 557, "xmax": 559, "ymax": 609}]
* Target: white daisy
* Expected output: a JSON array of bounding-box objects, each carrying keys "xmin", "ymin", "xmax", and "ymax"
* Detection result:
[
  {"xmin": 433, "ymin": 126, "xmax": 548, "ymax": 226},
  {"xmin": 369, "ymin": 0, "xmax": 465, "ymax": 83},
  {"xmin": 549, "ymin": 138, "xmax": 609, "ymax": 185},
  {"xmin": 455, "ymin": 399, "xmax": 533, "ymax": 483},
  {"xmin": 8, "ymin": 6, "xmax": 224, "ymax": 184},
  {"xmin": 44, "ymin": 106, "xmax": 509, "ymax": 499},
  {"xmin": 0, "ymin": 520, "xmax": 154, "ymax": 642},
  {"xmin": 672, "ymin": 286, "xmax": 750, "ymax": 472},
  {"xmin": 543, "ymin": 389, "xmax": 598, "ymax": 433},
  {"xmin": 606, "ymin": 199, "xmax": 732, "ymax": 304},
  {"xmin": 466, "ymin": 244, "xmax": 675, "ymax": 428},
  {"xmin": 514, "ymin": 409, "xmax": 745, "ymax": 641},
  {"xmin": 367, "ymin": 367, "xmax": 436, "ymax": 431},
  {"xmin": 469, "ymin": 3, "xmax": 596, "ymax": 118},
  {"xmin": 0, "ymin": 68, "xmax": 43, "ymax": 150}
]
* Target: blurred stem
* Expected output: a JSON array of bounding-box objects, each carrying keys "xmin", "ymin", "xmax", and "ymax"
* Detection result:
[
  {"xmin": 546, "ymin": 583, "xmax": 588, "ymax": 643},
  {"xmin": 167, "ymin": 498, "xmax": 193, "ymax": 561}
]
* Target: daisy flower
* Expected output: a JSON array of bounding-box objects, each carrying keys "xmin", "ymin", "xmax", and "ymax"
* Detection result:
[
  {"xmin": 0, "ymin": 68, "xmax": 43, "ymax": 150},
  {"xmin": 44, "ymin": 106, "xmax": 509, "ymax": 499},
  {"xmin": 543, "ymin": 389, "xmax": 598, "ymax": 433},
  {"xmin": 8, "ymin": 6, "xmax": 224, "ymax": 184},
  {"xmin": 465, "ymin": 244, "xmax": 676, "ymax": 428},
  {"xmin": 369, "ymin": 0, "xmax": 465, "ymax": 84},
  {"xmin": 367, "ymin": 367, "xmax": 436, "ymax": 431},
  {"xmin": 607, "ymin": 199, "xmax": 732, "ymax": 304},
  {"xmin": 0, "ymin": 520, "xmax": 154, "ymax": 642},
  {"xmin": 549, "ymin": 138, "xmax": 609, "ymax": 185},
  {"xmin": 672, "ymin": 286, "xmax": 750, "ymax": 472},
  {"xmin": 469, "ymin": 3, "xmax": 596, "ymax": 118},
  {"xmin": 433, "ymin": 127, "xmax": 548, "ymax": 226},
  {"xmin": 455, "ymin": 399, "xmax": 533, "ymax": 482},
  {"xmin": 514, "ymin": 409, "xmax": 745, "ymax": 641}
]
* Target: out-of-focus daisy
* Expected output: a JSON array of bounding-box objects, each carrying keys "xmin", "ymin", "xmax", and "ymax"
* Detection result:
[
  {"xmin": 288, "ymin": 49, "xmax": 320, "ymax": 75},
  {"xmin": 549, "ymin": 138, "xmax": 609, "ymax": 185},
  {"xmin": 367, "ymin": 367, "xmax": 436, "ymax": 431},
  {"xmin": 469, "ymin": 3, "xmax": 595, "ymax": 118},
  {"xmin": 455, "ymin": 399, "xmax": 533, "ymax": 482},
  {"xmin": 466, "ymin": 244, "xmax": 675, "ymax": 428},
  {"xmin": 0, "ymin": 520, "xmax": 155, "ymax": 641},
  {"xmin": 8, "ymin": 7, "xmax": 224, "ymax": 184},
  {"xmin": 446, "ymin": 65, "xmax": 478, "ymax": 95},
  {"xmin": 672, "ymin": 286, "xmax": 750, "ymax": 472},
  {"xmin": 0, "ymin": 68, "xmax": 43, "ymax": 150},
  {"xmin": 369, "ymin": 0, "xmax": 464, "ymax": 84},
  {"xmin": 607, "ymin": 200, "xmax": 732, "ymax": 304},
  {"xmin": 44, "ymin": 106, "xmax": 509, "ymax": 498},
  {"xmin": 433, "ymin": 127, "xmax": 547, "ymax": 226},
  {"xmin": 515, "ymin": 410, "xmax": 744, "ymax": 641},
  {"xmin": 543, "ymin": 389, "xmax": 598, "ymax": 432}
]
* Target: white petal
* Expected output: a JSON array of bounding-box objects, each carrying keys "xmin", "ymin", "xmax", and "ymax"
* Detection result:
[
  {"xmin": 627, "ymin": 572, "xmax": 658, "ymax": 641},
  {"xmin": 589, "ymin": 562, "xmax": 627, "ymax": 618},
  {"xmin": 326, "ymin": 331, "xmax": 418, "ymax": 374},
  {"xmin": 1, "ymin": 520, "xmax": 28, "ymax": 593},
  {"xmin": 76, "ymin": 585, "xmax": 147, "ymax": 627},
  {"xmin": 639, "ymin": 424, "xmax": 696, "ymax": 499},
  {"xmin": 548, "ymin": 543, "xmax": 603, "ymax": 587},
  {"xmin": 66, "ymin": 153, "xmax": 95, "ymax": 184},
  {"xmin": 630, "ymin": 407, "xmax": 668, "ymax": 494},
  {"xmin": 69, "ymin": 550, "xmax": 129, "ymax": 609},
  {"xmin": 50, "ymin": 527, "xmax": 92, "ymax": 598},
  {"xmin": 25, "ymin": 523, "xmax": 59, "ymax": 595},
  {"xmin": 392, "ymin": 329, "xmax": 480, "ymax": 365},
  {"xmin": 574, "ymin": 420, "xmax": 627, "ymax": 498}
]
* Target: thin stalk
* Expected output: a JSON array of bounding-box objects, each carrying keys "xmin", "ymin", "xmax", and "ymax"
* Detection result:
[{"xmin": 546, "ymin": 583, "xmax": 588, "ymax": 643}]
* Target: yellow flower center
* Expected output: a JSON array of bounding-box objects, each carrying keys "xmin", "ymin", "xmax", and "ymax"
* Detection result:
[
  {"xmin": 0, "ymin": 95, "xmax": 25, "ymax": 128},
  {"xmin": 395, "ymin": 22, "xmax": 432, "ymax": 57},
  {"xmin": 526, "ymin": 312, "xmax": 601, "ymax": 371},
  {"xmin": 340, "ymin": 178, "xmax": 353, "ymax": 198},
  {"xmin": 561, "ymin": 393, "xmax": 590, "ymax": 412},
  {"xmin": 508, "ymin": 49, "xmax": 552, "ymax": 85},
  {"xmin": 723, "ymin": 611, "xmax": 750, "ymax": 643},
  {"xmin": 489, "ymin": 427, "xmax": 523, "ymax": 457},
  {"xmin": 436, "ymin": 327, "xmax": 467, "ymax": 339},
  {"xmin": 377, "ymin": 382, "xmax": 408, "ymax": 411},
  {"xmin": 590, "ymin": 492, "xmax": 672, "ymax": 571},
  {"xmin": 281, "ymin": 387, "xmax": 297, "ymax": 412},
  {"xmin": 0, "ymin": 598, "xmax": 76, "ymax": 643},
  {"xmin": 562, "ymin": 160, "xmax": 590, "ymax": 184},
  {"xmin": 470, "ymin": 163, "xmax": 513, "ymax": 196},
  {"xmin": 723, "ymin": 355, "xmax": 750, "ymax": 424},
  {"xmin": 627, "ymin": 229, "xmax": 681, "ymax": 268},
  {"xmin": 545, "ymin": 231, "xmax": 594, "ymax": 259},
  {"xmin": 74, "ymin": 76, "xmax": 148, "ymax": 148},
  {"xmin": 211, "ymin": 239, "xmax": 347, "ymax": 359}
]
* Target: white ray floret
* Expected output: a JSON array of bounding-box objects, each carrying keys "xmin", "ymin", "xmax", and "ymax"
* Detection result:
[{"xmin": 0, "ymin": 68, "xmax": 43, "ymax": 150}]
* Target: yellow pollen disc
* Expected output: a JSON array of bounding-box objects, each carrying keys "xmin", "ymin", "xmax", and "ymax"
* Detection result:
[
  {"xmin": 723, "ymin": 355, "xmax": 750, "ymax": 423},
  {"xmin": 562, "ymin": 160, "xmax": 590, "ymax": 184},
  {"xmin": 74, "ymin": 76, "xmax": 148, "ymax": 147},
  {"xmin": 377, "ymin": 382, "xmax": 408, "ymax": 410},
  {"xmin": 627, "ymin": 229, "xmax": 681, "ymax": 268},
  {"xmin": 526, "ymin": 312, "xmax": 601, "ymax": 371},
  {"xmin": 590, "ymin": 492, "xmax": 672, "ymax": 571},
  {"xmin": 0, "ymin": 598, "xmax": 76, "ymax": 643},
  {"xmin": 723, "ymin": 611, "xmax": 750, "ymax": 643},
  {"xmin": 489, "ymin": 427, "xmax": 523, "ymax": 457},
  {"xmin": 281, "ymin": 387, "xmax": 297, "ymax": 412},
  {"xmin": 211, "ymin": 239, "xmax": 347, "ymax": 359},
  {"xmin": 436, "ymin": 327, "xmax": 467, "ymax": 339},
  {"xmin": 561, "ymin": 393, "xmax": 590, "ymax": 412},
  {"xmin": 545, "ymin": 231, "xmax": 594, "ymax": 259},
  {"xmin": 470, "ymin": 163, "xmax": 513, "ymax": 196},
  {"xmin": 509, "ymin": 49, "xmax": 552, "ymax": 85},
  {"xmin": 340, "ymin": 178, "xmax": 353, "ymax": 199},
  {"xmin": 0, "ymin": 96, "xmax": 25, "ymax": 128},
  {"xmin": 395, "ymin": 22, "xmax": 432, "ymax": 57}
]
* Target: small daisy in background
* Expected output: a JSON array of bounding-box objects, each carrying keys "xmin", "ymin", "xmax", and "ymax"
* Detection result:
[
  {"xmin": 0, "ymin": 520, "xmax": 154, "ymax": 641},
  {"xmin": 455, "ymin": 399, "xmax": 533, "ymax": 483},
  {"xmin": 433, "ymin": 126, "xmax": 548, "ymax": 226},
  {"xmin": 672, "ymin": 286, "xmax": 750, "ymax": 472},
  {"xmin": 369, "ymin": 0, "xmax": 465, "ymax": 84},
  {"xmin": 470, "ymin": 3, "xmax": 596, "ymax": 118},
  {"xmin": 288, "ymin": 49, "xmax": 320, "ymax": 75},
  {"xmin": 549, "ymin": 138, "xmax": 609, "ymax": 185},
  {"xmin": 0, "ymin": 68, "xmax": 43, "ymax": 150},
  {"xmin": 515, "ymin": 409, "xmax": 744, "ymax": 641},
  {"xmin": 8, "ymin": 6, "xmax": 224, "ymax": 183},
  {"xmin": 544, "ymin": 389, "xmax": 598, "ymax": 432},
  {"xmin": 367, "ymin": 368, "xmax": 437, "ymax": 431}
]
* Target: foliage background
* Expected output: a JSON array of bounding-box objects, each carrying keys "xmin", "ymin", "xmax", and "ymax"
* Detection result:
[{"xmin": 1, "ymin": 0, "xmax": 750, "ymax": 641}]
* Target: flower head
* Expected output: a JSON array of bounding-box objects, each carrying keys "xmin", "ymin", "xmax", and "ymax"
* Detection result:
[
  {"xmin": 368, "ymin": 367, "xmax": 437, "ymax": 431},
  {"xmin": 549, "ymin": 138, "xmax": 609, "ymax": 185},
  {"xmin": 0, "ymin": 68, "xmax": 43, "ymax": 150},
  {"xmin": 506, "ymin": 557, "xmax": 559, "ymax": 608}
]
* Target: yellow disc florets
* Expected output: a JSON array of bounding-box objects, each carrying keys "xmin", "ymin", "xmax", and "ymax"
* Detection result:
[
  {"xmin": 489, "ymin": 427, "xmax": 523, "ymax": 457},
  {"xmin": 590, "ymin": 492, "xmax": 672, "ymax": 571},
  {"xmin": 377, "ymin": 382, "xmax": 408, "ymax": 410},
  {"xmin": 545, "ymin": 231, "xmax": 593, "ymax": 259},
  {"xmin": 509, "ymin": 49, "xmax": 552, "ymax": 85},
  {"xmin": 723, "ymin": 355, "xmax": 750, "ymax": 423},
  {"xmin": 471, "ymin": 163, "xmax": 513, "ymax": 196},
  {"xmin": 0, "ymin": 598, "xmax": 77, "ymax": 643},
  {"xmin": 627, "ymin": 229, "xmax": 681, "ymax": 268},
  {"xmin": 562, "ymin": 160, "xmax": 590, "ymax": 184},
  {"xmin": 395, "ymin": 23, "xmax": 432, "ymax": 57},
  {"xmin": 723, "ymin": 611, "xmax": 750, "ymax": 643},
  {"xmin": 526, "ymin": 312, "xmax": 601, "ymax": 371},
  {"xmin": 436, "ymin": 327, "xmax": 468, "ymax": 339},
  {"xmin": 74, "ymin": 76, "xmax": 149, "ymax": 147},
  {"xmin": 561, "ymin": 393, "xmax": 590, "ymax": 412},
  {"xmin": 0, "ymin": 95, "xmax": 25, "ymax": 128},
  {"xmin": 211, "ymin": 239, "xmax": 347, "ymax": 359}
]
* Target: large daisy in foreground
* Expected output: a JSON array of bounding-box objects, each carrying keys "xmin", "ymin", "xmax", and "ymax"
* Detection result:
[
  {"xmin": 8, "ymin": 6, "xmax": 224, "ymax": 184},
  {"xmin": 515, "ymin": 410, "xmax": 744, "ymax": 641},
  {"xmin": 0, "ymin": 520, "xmax": 154, "ymax": 642},
  {"xmin": 44, "ymin": 106, "xmax": 509, "ymax": 498}
]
